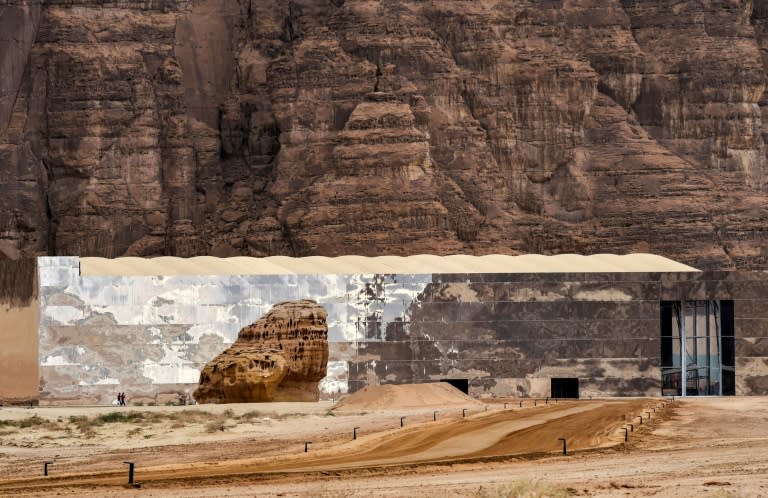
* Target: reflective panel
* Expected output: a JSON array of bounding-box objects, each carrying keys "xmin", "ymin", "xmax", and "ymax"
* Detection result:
[{"xmin": 661, "ymin": 300, "xmax": 731, "ymax": 396}]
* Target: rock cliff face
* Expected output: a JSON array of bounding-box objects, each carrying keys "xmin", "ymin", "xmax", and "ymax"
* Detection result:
[
  {"xmin": 194, "ymin": 300, "xmax": 328, "ymax": 403},
  {"xmin": 4, "ymin": 1, "xmax": 768, "ymax": 268}
]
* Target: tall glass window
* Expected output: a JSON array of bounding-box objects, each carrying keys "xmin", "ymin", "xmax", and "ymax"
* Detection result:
[{"xmin": 661, "ymin": 300, "xmax": 734, "ymax": 396}]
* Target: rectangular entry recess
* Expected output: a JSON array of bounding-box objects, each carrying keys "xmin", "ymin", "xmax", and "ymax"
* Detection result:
[
  {"xmin": 660, "ymin": 300, "xmax": 734, "ymax": 396},
  {"xmin": 440, "ymin": 378, "xmax": 469, "ymax": 394},
  {"xmin": 551, "ymin": 378, "xmax": 579, "ymax": 398}
]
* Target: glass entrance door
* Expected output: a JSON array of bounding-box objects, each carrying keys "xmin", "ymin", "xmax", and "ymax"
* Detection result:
[
  {"xmin": 685, "ymin": 301, "xmax": 721, "ymax": 395},
  {"xmin": 661, "ymin": 300, "xmax": 734, "ymax": 396}
]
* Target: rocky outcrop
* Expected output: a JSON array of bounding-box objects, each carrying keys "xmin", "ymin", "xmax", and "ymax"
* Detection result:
[
  {"xmin": 4, "ymin": 1, "xmax": 768, "ymax": 268},
  {"xmin": 277, "ymin": 97, "xmax": 476, "ymax": 254},
  {"xmin": 194, "ymin": 300, "xmax": 328, "ymax": 403}
]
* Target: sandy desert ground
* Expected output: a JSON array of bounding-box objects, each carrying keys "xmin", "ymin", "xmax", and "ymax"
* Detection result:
[{"xmin": 0, "ymin": 385, "xmax": 766, "ymax": 497}]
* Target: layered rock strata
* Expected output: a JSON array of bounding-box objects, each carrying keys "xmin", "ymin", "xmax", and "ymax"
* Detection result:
[
  {"xmin": 4, "ymin": 1, "xmax": 768, "ymax": 268},
  {"xmin": 193, "ymin": 300, "xmax": 328, "ymax": 403}
]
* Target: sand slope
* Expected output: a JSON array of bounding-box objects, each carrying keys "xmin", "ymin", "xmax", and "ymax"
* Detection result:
[{"xmin": 332, "ymin": 383, "xmax": 483, "ymax": 411}]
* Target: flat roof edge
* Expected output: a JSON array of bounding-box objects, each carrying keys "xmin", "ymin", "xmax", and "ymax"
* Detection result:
[{"xmin": 40, "ymin": 253, "xmax": 706, "ymax": 276}]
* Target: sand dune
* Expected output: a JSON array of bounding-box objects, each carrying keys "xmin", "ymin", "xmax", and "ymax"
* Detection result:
[{"xmin": 332, "ymin": 382, "xmax": 483, "ymax": 411}]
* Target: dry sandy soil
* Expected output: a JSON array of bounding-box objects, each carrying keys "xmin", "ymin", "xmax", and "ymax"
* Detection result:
[{"xmin": 0, "ymin": 385, "xmax": 766, "ymax": 497}]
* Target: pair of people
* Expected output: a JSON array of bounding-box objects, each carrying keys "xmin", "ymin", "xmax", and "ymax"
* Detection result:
[{"xmin": 116, "ymin": 392, "xmax": 126, "ymax": 406}]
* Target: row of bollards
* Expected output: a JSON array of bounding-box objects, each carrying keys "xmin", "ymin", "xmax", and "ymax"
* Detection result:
[
  {"xmin": 37, "ymin": 396, "xmax": 595, "ymax": 484},
  {"xmin": 329, "ymin": 403, "xmax": 515, "ymax": 454},
  {"xmin": 42, "ymin": 460, "xmax": 140, "ymax": 487},
  {"xmin": 620, "ymin": 398, "xmax": 673, "ymax": 444}
]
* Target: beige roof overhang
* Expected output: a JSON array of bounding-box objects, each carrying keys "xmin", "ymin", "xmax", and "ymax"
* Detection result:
[{"xmin": 78, "ymin": 253, "xmax": 701, "ymax": 276}]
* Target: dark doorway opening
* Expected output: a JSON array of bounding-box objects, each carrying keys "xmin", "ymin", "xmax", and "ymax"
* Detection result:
[
  {"xmin": 441, "ymin": 379, "xmax": 469, "ymax": 394},
  {"xmin": 551, "ymin": 378, "xmax": 579, "ymax": 399}
]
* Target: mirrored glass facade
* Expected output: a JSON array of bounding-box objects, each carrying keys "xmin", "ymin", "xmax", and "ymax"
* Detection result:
[{"xmin": 34, "ymin": 257, "xmax": 766, "ymax": 405}]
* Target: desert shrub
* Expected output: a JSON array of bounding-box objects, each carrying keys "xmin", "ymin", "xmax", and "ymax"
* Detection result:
[
  {"xmin": 18, "ymin": 415, "xmax": 46, "ymax": 428},
  {"xmin": 94, "ymin": 411, "xmax": 146, "ymax": 425},
  {"xmin": 272, "ymin": 412, "xmax": 307, "ymax": 421},
  {"xmin": 171, "ymin": 410, "xmax": 210, "ymax": 425},
  {"xmin": 142, "ymin": 412, "xmax": 166, "ymax": 424},
  {"xmin": 40, "ymin": 419, "xmax": 62, "ymax": 430},
  {"xmin": 68, "ymin": 416, "xmax": 97, "ymax": 438},
  {"xmin": 204, "ymin": 420, "xmax": 226, "ymax": 433},
  {"xmin": 238, "ymin": 410, "xmax": 262, "ymax": 421},
  {"xmin": 0, "ymin": 416, "xmax": 61, "ymax": 431},
  {"xmin": 474, "ymin": 480, "xmax": 573, "ymax": 498}
]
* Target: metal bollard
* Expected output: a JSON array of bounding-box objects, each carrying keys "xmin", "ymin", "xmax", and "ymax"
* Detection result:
[
  {"xmin": 646, "ymin": 411, "xmax": 651, "ymax": 420},
  {"xmin": 400, "ymin": 416, "xmax": 406, "ymax": 427},
  {"xmin": 123, "ymin": 461, "xmax": 134, "ymax": 485},
  {"xmin": 462, "ymin": 408, "xmax": 468, "ymax": 418},
  {"xmin": 353, "ymin": 427, "xmax": 360, "ymax": 440},
  {"xmin": 534, "ymin": 400, "xmax": 537, "ymax": 407},
  {"xmin": 433, "ymin": 411, "xmax": 438, "ymax": 421},
  {"xmin": 545, "ymin": 397, "xmax": 549, "ymax": 404},
  {"xmin": 44, "ymin": 462, "xmax": 53, "ymax": 476},
  {"xmin": 558, "ymin": 438, "xmax": 567, "ymax": 455},
  {"xmin": 638, "ymin": 415, "xmax": 643, "ymax": 425},
  {"xmin": 623, "ymin": 428, "xmax": 628, "ymax": 442},
  {"xmin": 304, "ymin": 442, "xmax": 312, "ymax": 453},
  {"xmin": 628, "ymin": 423, "xmax": 634, "ymax": 432},
  {"xmin": 519, "ymin": 401, "xmax": 523, "ymax": 408}
]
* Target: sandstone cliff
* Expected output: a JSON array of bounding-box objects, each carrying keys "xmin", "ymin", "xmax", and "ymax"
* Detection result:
[
  {"xmin": 3, "ymin": 1, "xmax": 768, "ymax": 268},
  {"xmin": 194, "ymin": 300, "xmax": 328, "ymax": 403}
]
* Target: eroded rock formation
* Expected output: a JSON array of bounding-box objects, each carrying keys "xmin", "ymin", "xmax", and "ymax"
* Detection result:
[
  {"xmin": 5, "ymin": 1, "xmax": 768, "ymax": 268},
  {"xmin": 193, "ymin": 300, "xmax": 328, "ymax": 403}
]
